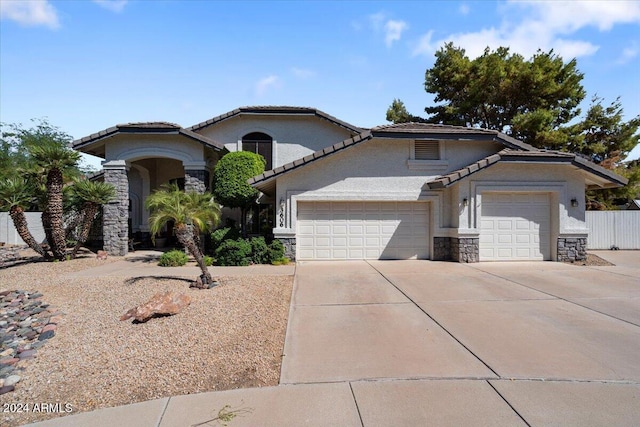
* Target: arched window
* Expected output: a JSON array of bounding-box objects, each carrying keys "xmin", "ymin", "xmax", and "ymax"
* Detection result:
[{"xmin": 242, "ymin": 132, "xmax": 273, "ymax": 170}]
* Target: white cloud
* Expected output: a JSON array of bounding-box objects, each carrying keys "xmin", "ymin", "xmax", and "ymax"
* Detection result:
[
  {"xmin": 413, "ymin": 0, "xmax": 640, "ymax": 59},
  {"xmin": 384, "ymin": 20, "xmax": 408, "ymax": 47},
  {"xmin": 92, "ymin": 0, "xmax": 128, "ymax": 13},
  {"xmin": 618, "ymin": 44, "xmax": 639, "ymax": 64},
  {"xmin": 459, "ymin": 3, "xmax": 470, "ymax": 15},
  {"xmin": 366, "ymin": 12, "xmax": 408, "ymax": 48},
  {"xmin": 0, "ymin": 0, "xmax": 59, "ymax": 29},
  {"xmin": 255, "ymin": 75, "xmax": 281, "ymax": 96},
  {"xmin": 291, "ymin": 67, "xmax": 316, "ymax": 79}
]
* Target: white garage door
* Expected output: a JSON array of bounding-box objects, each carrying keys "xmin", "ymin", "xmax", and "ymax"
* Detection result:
[
  {"xmin": 480, "ymin": 193, "xmax": 551, "ymax": 261},
  {"xmin": 297, "ymin": 201, "xmax": 430, "ymax": 260}
]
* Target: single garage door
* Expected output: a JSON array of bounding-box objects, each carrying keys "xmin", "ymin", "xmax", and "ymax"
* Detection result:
[
  {"xmin": 480, "ymin": 193, "xmax": 551, "ymax": 261},
  {"xmin": 297, "ymin": 201, "xmax": 429, "ymax": 260}
]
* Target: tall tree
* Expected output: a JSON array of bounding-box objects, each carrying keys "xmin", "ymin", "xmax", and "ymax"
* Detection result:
[
  {"xmin": 386, "ymin": 99, "xmax": 427, "ymax": 124},
  {"xmin": 212, "ymin": 151, "xmax": 266, "ymax": 237},
  {"xmin": 569, "ymin": 97, "xmax": 640, "ymax": 209},
  {"xmin": 388, "ymin": 43, "xmax": 586, "ymax": 149},
  {"xmin": 146, "ymin": 184, "xmax": 221, "ymax": 288},
  {"xmin": 68, "ymin": 179, "xmax": 116, "ymax": 258},
  {"xmin": 0, "ymin": 178, "xmax": 49, "ymax": 258}
]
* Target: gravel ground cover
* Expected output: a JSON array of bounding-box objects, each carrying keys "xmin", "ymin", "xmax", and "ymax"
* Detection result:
[{"xmin": 0, "ymin": 250, "xmax": 293, "ymax": 426}]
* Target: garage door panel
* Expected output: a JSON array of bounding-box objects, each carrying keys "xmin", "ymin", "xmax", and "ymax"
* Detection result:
[
  {"xmin": 297, "ymin": 201, "xmax": 429, "ymax": 260},
  {"xmin": 481, "ymin": 193, "xmax": 551, "ymax": 261}
]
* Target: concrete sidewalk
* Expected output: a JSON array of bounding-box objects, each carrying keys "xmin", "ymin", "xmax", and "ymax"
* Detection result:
[{"xmin": 25, "ymin": 254, "xmax": 640, "ymax": 426}]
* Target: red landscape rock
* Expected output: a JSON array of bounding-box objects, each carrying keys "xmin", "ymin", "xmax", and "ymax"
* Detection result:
[
  {"xmin": 120, "ymin": 291, "xmax": 192, "ymax": 323},
  {"xmin": 96, "ymin": 250, "xmax": 108, "ymax": 260}
]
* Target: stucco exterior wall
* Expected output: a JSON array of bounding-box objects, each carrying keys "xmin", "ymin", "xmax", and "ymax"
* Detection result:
[
  {"xmin": 196, "ymin": 115, "xmax": 354, "ymax": 168},
  {"xmin": 456, "ymin": 163, "xmax": 587, "ymax": 235},
  {"xmin": 104, "ymin": 134, "xmax": 206, "ymax": 164}
]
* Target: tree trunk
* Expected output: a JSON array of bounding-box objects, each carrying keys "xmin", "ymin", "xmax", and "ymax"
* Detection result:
[
  {"xmin": 9, "ymin": 206, "xmax": 48, "ymax": 258},
  {"xmin": 175, "ymin": 224, "xmax": 215, "ymax": 289},
  {"xmin": 46, "ymin": 168, "xmax": 67, "ymax": 260},
  {"xmin": 240, "ymin": 207, "xmax": 248, "ymax": 238},
  {"xmin": 41, "ymin": 209, "xmax": 54, "ymax": 255},
  {"xmin": 71, "ymin": 202, "xmax": 98, "ymax": 259}
]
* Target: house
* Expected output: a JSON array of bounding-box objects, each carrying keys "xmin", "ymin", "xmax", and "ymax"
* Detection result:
[{"xmin": 73, "ymin": 106, "xmax": 627, "ymax": 262}]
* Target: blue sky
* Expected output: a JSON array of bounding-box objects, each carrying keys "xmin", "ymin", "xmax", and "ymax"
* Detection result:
[{"xmin": 1, "ymin": 0, "xmax": 639, "ymax": 169}]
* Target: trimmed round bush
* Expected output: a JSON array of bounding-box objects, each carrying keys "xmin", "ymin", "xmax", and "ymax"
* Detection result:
[
  {"xmin": 215, "ymin": 238, "xmax": 251, "ymax": 266},
  {"xmin": 158, "ymin": 249, "xmax": 189, "ymax": 267}
]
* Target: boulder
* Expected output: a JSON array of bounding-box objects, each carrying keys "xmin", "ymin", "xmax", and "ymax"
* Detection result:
[{"xmin": 120, "ymin": 291, "xmax": 191, "ymax": 323}]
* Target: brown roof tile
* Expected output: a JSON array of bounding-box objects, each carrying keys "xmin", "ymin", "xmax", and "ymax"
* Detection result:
[{"xmin": 188, "ymin": 106, "xmax": 363, "ymax": 134}]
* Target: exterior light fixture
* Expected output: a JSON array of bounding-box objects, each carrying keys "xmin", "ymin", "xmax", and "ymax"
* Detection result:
[
  {"xmin": 571, "ymin": 198, "xmax": 579, "ymax": 207},
  {"xmin": 462, "ymin": 198, "xmax": 468, "ymax": 207}
]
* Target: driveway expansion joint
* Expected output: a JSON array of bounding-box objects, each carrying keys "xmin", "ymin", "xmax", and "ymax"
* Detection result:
[
  {"xmin": 365, "ymin": 260, "xmax": 502, "ymax": 378},
  {"xmin": 486, "ymin": 380, "xmax": 532, "ymax": 427},
  {"xmin": 468, "ymin": 264, "xmax": 640, "ymax": 328},
  {"xmin": 348, "ymin": 382, "xmax": 365, "ymax": 427}
]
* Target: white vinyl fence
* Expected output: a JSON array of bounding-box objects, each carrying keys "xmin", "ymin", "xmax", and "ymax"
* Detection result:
[
  {"xmin": 0, "ymin": 212, "xmax": 46, "ymax": 246},
  {"xmin": 586, "ymin": 211, "xmax": 640, "ymax": 249}
]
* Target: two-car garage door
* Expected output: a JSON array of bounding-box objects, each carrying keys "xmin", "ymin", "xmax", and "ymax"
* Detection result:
[{"xmin": 297, "ymin": 201, "xmax": 429, "ymax": 260}]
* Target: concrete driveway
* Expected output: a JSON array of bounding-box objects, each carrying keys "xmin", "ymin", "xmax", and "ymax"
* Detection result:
[{"xmin": 282, "ymin": 255, "xmax": 640, "ymax": 426}]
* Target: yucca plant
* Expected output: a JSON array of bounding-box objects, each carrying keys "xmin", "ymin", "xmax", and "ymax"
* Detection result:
[{"xmin": 146, "ymin": 184, "xmax": 221, "ymax": 288}]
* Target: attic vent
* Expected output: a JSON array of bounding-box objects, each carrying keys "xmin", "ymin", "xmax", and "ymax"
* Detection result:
[{"xmin": 415, "ymin": 140, "xmax": 440, "ymax": 160}]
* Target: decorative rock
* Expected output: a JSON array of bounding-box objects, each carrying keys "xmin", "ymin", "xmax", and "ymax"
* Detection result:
[
  {"xmin": 4, "ymin": 375, "xmax": 21, "ymax": 387},
  {"xmin": 97, "ymin": 250, "xmax": 108, "ymax": 260},
  {"xmin": 0, "ymin": 385, "xmax": 15, "ymax": 395},
  {"xmin": 42, "ymin": 324, "xmax": 57, "ymax": 333},
  {"xmin": 0, "ymin": 357, "xmax": 19, "ymax": 366},
  {"xmin": 38, "ymin": 330, "xmax": 55, "ymax": 341},
  {"xmin": 18, "ymin": 349, "xmax": 36, "ymax": 359},
  {"xmin": 120, "ymin": 291, "xmax": 192, "ymax": 323}
]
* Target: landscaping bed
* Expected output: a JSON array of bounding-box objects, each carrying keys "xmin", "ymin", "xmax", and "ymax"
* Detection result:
[{"xmin": 0, "ymin": 250, "xmax": 293, "ymax": 426}]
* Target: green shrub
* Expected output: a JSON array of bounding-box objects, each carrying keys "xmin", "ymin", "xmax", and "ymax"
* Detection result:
[
  {"xmin": 211, "ymin": 227, "xmax": 241, "ymax": 249},
  {"xmin": 215, "ymin": 239, "xmax": 251, "ymax": 266},
  {"xmin": 250, "ymin": 237, "xmax": 270, "ymax": 264},
  {"xmin": 158, "ymin": 249, "xmax": 189, "ymax": 267},
  {"xmin": 204, "ymin": 255, "xmax": 214, "ymax": 266},
  {"xmin": 268, "ymin": 239, "xmax": 285, "ymax": 263}
]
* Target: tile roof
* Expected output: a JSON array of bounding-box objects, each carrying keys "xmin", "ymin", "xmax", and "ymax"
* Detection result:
[
  {"xmin": 371, "ymin": 122, "xmax": 536, "ymax": 151},
  {"xmin": 250, "ymin": 123, "xmax": 537, "ymax": 189},
  {"xmin": 187, "ymin": 106, "xmax": 363, "ymax": 134},
  {"xmin": 73, "ymin": 122, "xmax": 225, "ymax": 152},
  {"xmin": 426, "ymin": 149, "xmax": 628, "ymax": 189}
]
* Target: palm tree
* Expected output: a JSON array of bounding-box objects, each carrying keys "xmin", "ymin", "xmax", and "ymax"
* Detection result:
[
  {"xmin": 69, "ymin": 179, "xmax": 116, "ymax": 258},
  {"xmin": 28, "ymin": 142, "xmax": 81, "ymax": 260},
  {"xmin": 146, "ymin": 184, "xmax": 221, "ymax": 288},
  {"xmin": 0, "ymin": 177, "xmax": 49, "ymax": 258}
]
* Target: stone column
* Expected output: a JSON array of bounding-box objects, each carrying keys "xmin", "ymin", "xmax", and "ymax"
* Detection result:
[
  {"xmin": 183, "ymin": 161, "xmax": 210, "ymax": 194},
  {"xmin": 102, "ymin": 160, "xmax": 130, "ymax": 256},
  {"xmin": 557, "ymin": 236, "xmax": 587, "ymax": 262},
  {"xmin": 451, "ymin": 237, "xmax": 479, "ymax": 263}
]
